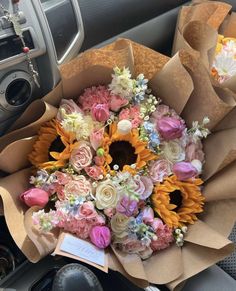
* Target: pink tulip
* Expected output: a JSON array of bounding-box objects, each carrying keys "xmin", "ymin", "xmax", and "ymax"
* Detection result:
[
  {"xmin": 173, "ymin": 162, "xmax": 198, "ymax": 181},
  {"xmin": 91, "ymin": 103, "xmax": 110, "ymax": 122},
  {"xmin": 90, "ymin": 226, "xmax": 111, "ymax": 249},
  {"xmin": 157, "ymin": 116, "xmax": 185, "ymax": 140},
  {"xmin": 20, "ymin": 188, "xmax": 49, "ymax": 207}
]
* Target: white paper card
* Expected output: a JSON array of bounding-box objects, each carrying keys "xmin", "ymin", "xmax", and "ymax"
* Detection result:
[{"xmin": 60, "ymin": 233, "xmax": 105, "ymax": 267}]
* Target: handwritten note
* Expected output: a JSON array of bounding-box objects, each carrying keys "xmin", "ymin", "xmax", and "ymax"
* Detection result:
[{"xmin": 60, "ymin": 233, "xmax": 105, "ymax": 267}]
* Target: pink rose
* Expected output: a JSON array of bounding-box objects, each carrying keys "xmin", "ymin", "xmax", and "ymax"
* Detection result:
[
  {"xmin": 109, "ymin": 94, "xmax": 128, "ymax": 112},
  {"xmin": 148, "ymin": 159, "xmax": 172, "ymax": 183},
  {"xmin": 57, "ymin": 99, "xmax": 83, "ymax": 122},
  {"xmin": 90, "ymin": 129, "xmax": 104, "ymax": 151},
  {"xmin": 90, "ymin": 226, "xmax": 111, "ymax": 249},
  {"xmin": 157, "ymin": 117, "xmax": 185, "ymax": 140},
  {"xmin": 141, "ymin": 207, "xmax": 154, "ymax": 224},
  {"xmin": 85, "ymin": 166, "xmax": 103, "ymax": 180},
  {"xmin": 134, "ymin": 176, "xmax": 153, "ymax": 200},
  {"xmin": 94, "ymin": 156, "xmax": 105, "ymax": 166},
  {"xmin": 70, "ymin": 143, "xmax": 93, "ymax": 172},
  {"xmin": 91, "ymin": 103, "xmax": 110, "ymax": 122},
  {"xmin": 20, "ymin": 188, "xmax": 49, "ymax": 207},
  {"xmin": 173, "ymin": 162, "xmax": 198, "ymax": 181},
  {"xmin": 64, "ymin": 176, "xmax": 92, "ymax": 197},
  {"xmin": 78, "ymin": 201, "xmax": 98, "ymax": 220},
  {"xmin": 185, "ymin": 139, "xmax": 204, "ymax": 162},
  {"xmin": 119, "ymin": 108, "xmax": 130, "ymax": 120}
]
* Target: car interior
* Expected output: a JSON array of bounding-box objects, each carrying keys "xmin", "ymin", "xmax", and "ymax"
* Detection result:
[{"xmin": 0, "ymin": 0, "xmax": 235, "ymax": 290}]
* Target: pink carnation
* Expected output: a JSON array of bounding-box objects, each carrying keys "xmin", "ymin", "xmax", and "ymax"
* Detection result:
[
  {"xmin": 119, "ymin": 105, "xmax": 142, "ymax": 128},
  {"xmin": 55, "ymin": 201, "xmax": 105, "ymax": 240},
  {"xmin": 77, "ymin": 86, "xmax": 111, "ymax": 111},
  {"xmin": 150, "ymin": 219, "xmax": 173, "ymax": 251},
  {"xmin": 85, "ymin": 165, "xmax": 103, "ymax": 180},
  {"xmin": 64, "ymin": 176, "xmax": 92, "ymax": 197},
  {"xmin": 110, "ymin": 94, "xmax": 128, "ymax": 112},
  {"xmin": 78, "ymin": 201, "xmax": 98, "ymax": 220}
]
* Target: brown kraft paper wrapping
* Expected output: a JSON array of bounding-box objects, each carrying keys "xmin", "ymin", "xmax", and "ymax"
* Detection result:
[
  {"xmin": 173, "ymin": 0, "xmax": 236, "ymax": 99},
  {"xmin": 0, "ymin": 39, "xmax": 235, "ymax": 290}
]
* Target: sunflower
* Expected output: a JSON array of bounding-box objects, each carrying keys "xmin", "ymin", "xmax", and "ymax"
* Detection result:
[
  {"xmin": 151, "ymin": 175, "xmax": 204, "ymax": 228},
  {"xmin": 102, "ymin": 122, "xmax": 156, "ymax": 174},
  {"xmin": 29, "ymin": 119, "xmax": 78, "ymax": 170}
]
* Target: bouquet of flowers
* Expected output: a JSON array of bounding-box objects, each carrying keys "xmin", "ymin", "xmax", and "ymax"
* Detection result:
[
  {"xmin": 0, "ymin": 39, "xmax": 235, "ymax": 290},
  {"xmin": 20, "ymin": 66, "xmax": 208, "ymax": 258}
]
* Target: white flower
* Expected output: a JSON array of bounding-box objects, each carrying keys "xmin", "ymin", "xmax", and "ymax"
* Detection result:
[
  {"xmin": 213, "ymin": 52, "xmax": 236, "ymax": 82},
  {"xmin": 95, "ymin": 180, "xmax": 119, "ymax": 209},
  {"xmin": 109, "ymin": 67, "xmax": 134, "ymax": 99},
  {"xmin": 61, "ymin": 113, "xmax": 97, "ymax": 141},
  {"xmin": 222, "ymin": 40, "xmax": 236, "ymax": 55},
  {"xmin": 161, "ymin": 140, "xmax": 185, "ymax": 163}
]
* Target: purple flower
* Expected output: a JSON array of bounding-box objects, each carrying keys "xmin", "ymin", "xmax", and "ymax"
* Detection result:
[
  {"xmin": 89, "ymin": 226, "xmax": 111, "ymax": 249},
  {"xmin": 173, "ymin": 162, "xmax": 198, "ymax": 181},
  {"xmin": 116, "ymin": 196, "xmax": 138, "ymax": 217},
  {"xmin": 157, "ymin": 116, "xmax": 185, "ymax": 140}
]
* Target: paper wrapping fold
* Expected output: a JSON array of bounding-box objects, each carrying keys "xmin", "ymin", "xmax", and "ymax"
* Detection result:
[
  {"xmin": 172, "ymin": 0, "xmax": 236, "ymax": 99},
  {"xmin": 151, "ymin": 50, "xmax": 236, "ymax": 129},
  {"xmin": 0, "ymin": 39, "xmax": 236, "ymax": 291},
  {"xmin": 203, "ymin": 127, "xmax": 236, "ymax": 180}
]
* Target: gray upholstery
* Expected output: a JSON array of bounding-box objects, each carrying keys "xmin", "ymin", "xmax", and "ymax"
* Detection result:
[
  {"xmin": 78, "ymin": 0, "xmax": 188, "ymax": 51},
  {"xmin": 182, "ymin": 265, "xmax": 236, "ymax": 291},
  {"xmin": 218, "ymin": 223, "xmax": 236, "ymax": 279}
]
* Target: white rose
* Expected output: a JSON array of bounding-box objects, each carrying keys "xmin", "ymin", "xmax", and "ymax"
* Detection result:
[
  {"xmin": 162, "ymin": 140, "xmax": 185, "ymax": 163},
  {"xmin": 110, "ymin": 213, "xmax": 130, "ymax": 238},
  {"xmin": 95, "ymin": 180, "xmax": 119, "ymax": 210}
]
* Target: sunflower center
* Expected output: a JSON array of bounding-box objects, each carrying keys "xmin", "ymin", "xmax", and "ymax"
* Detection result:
[
  {"xmin": 169, "ymin": 190, "xmax": 183, "ymax": 211},
  {"xmin": 109, "ymin": 141, "xmax": 137, "ymax": 170},
  {"xmin": 48, "ymin": 136, "xmax": 65, "ymax": 161}
]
